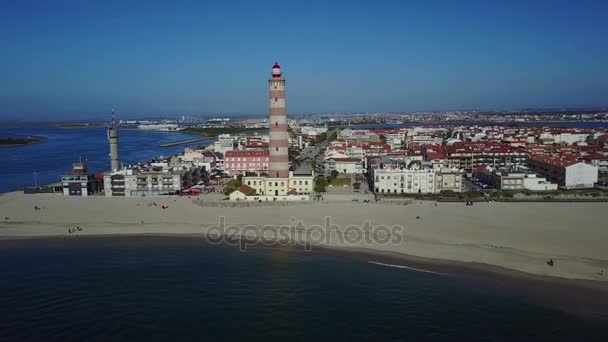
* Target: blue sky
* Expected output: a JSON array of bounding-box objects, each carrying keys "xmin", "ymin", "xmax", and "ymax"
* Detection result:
[{"xmin": 1, "ymin": 0, "xmax": 607, "ymax": 120}]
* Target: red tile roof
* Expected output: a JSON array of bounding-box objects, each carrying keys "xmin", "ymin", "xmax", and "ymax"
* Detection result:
[
  {"xmin": 425, "ymin": 152, "xmax": 446, "ymax": 160},
  {"xmin": 582, "ymin": 153, "xmax": 608, "ymax": 161},
  {"xmin": 331, "ymin": 158, "xmax": 360, "ymax": 162},
  {"xmin": 529, "ymin": 155, "xmax": 579, "ymax": 168},
  {"xmin": 238, "ymin": 184, "xmax": 255, "ymax": 195}
]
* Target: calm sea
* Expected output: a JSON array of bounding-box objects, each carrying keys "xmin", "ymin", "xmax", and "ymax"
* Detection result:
[
  {"xmin": 0, "ymin": 237, "xmax": 606, "ymax": 341},
  {"xmin": 0, "ymin": 126, "xmax": 211, "ymax": 193}
]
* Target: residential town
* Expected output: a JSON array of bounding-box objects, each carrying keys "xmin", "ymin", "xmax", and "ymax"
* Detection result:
[
  {"xmin": 39, "ymin": 63, "xmax": 608, "ymax": 201},
  {"xmin": 55, "ymin": 120, "xmax": 608, "ymax": 201}
]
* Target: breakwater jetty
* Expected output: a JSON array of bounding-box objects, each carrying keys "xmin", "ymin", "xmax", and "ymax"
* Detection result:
[{"xmin": 159, "ymin": 136, "xmax": 214, "ymax": 147}]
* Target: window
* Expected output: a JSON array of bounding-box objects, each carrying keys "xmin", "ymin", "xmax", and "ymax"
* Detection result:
[
  {"xmin": 275, "ymin": 182, "xmax": 278, "ymax": 186},
  {"xmin": 274, "ymin": 97, "xmax": 277, "ymax": 102},
  {"xmin": 276, "ymin": 147, "xmax": 279, "ymax": 151},
  {"xmin": 275, "ymin": 122, "xmax": 278, "ymax": 127}
]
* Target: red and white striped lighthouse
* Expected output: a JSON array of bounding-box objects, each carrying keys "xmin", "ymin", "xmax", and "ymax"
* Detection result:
[{"xmin": 268, "ymin": 62, "xmax": 290, "ymax": 178}]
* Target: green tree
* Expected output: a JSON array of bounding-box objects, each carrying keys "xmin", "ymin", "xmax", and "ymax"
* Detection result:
[
  {"xmin": 328, "ymin": 131, "xmax": 338, "ymax": 141},
  {"xmin": 315, "ymin": 132, "xmax": 328, "ymax": 144},
  {"xmin": 330, "ymin": 170, "xmax": 339, "ymax": 179},
  {"xmin": 223, "ymin": 177, "xmax": 243, "ymax": 195},
  {"xmin": 439, "ymin": 190, "xmax": 457, "ymax": 197},
  {"xmin": 353, "ymin": 182, "xmax": 361, "ymax": 190},
  {"xmin": 288, "ymin": 146, "xmax": 300, "ymax": 161},
  {"xmin": 314, "ymin": 177, "xmax": 328, "ymax": 193}
]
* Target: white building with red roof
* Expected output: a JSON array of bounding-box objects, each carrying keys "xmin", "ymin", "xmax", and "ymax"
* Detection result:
[
  {"xmin": 527, "ymin": 156, "xmax": 598, "ymax": 189},
  {"xmin": 325, "ymin": 158, "xmax": 365, "ymax": 174}
]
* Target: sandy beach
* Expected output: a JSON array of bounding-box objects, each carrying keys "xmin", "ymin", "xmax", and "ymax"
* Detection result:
[{"xmin": 1, "ymin": 192, "xmax": 608, "ymax": 283}]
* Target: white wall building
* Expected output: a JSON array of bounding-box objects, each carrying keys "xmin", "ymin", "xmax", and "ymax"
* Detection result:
[
  {"xmin": 325, "ymin": 158, "xmax": 365, "ymax": 174},
  {"xmin": 301, "ymin": 126, "xmax": 328, "ymax": 136},
  {"xmin": 240, "ymin": 171, "xmax": 314, "ymax": 196},
  {"xmin": 563, "ymin": 163, "xmax": 599, "ymax": 189},
  {"xmin": 527, "ymin": 156, "xmax": 598, "ymax": 189},
  {"xmin": 372, "ymin": 167, "xmax": 463, "ymax": 194},
  {"xmin": 523, "ymin": 174, "xmax": 559, "ymax": 191},
  {"xmin": 209, "ymin": 134, "xmax": 234, "ymax": 154},
  {"xmin": 104, "ymin": 162, "xmax": 205, "ymax": 196}
]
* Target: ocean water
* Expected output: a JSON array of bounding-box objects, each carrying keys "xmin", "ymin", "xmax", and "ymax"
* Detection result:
[
  {"xmin": 0, "ymin": 126, "xmax": 210, "ymax": 193},
  {"xmin": 0, "ymin": 237, "xmax": 606, "ymax": 341}
]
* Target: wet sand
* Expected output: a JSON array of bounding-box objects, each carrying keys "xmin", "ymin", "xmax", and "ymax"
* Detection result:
[{"xmin": 1, "ymin": 191, "xmax": 608, "ymax": 284}]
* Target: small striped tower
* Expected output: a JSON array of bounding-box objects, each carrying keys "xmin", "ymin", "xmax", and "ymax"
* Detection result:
[
  {"xmin": 268, "ymin": 62, "xmax": 289, "ymax": 178},
  {"xmin": 108, "ymin": 108, "xmax": 120, "ymax": 172}
]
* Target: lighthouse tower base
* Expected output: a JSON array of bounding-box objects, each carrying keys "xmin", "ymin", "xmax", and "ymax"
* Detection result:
[{"xmin": 232, "ymin": 171, "xmax": 315, "ymax": 201}]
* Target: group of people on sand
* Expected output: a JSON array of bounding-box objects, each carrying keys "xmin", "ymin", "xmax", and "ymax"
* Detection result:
[
  {"xmin": 68, "ymin": 226, "xmax": 83, "ymax": 234},
  {"xmin": 142, "ymin": 201, "xmax": 169, "ymax": 209}
]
